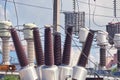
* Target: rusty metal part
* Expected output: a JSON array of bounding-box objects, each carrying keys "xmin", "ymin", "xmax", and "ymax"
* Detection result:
[{"xmin": 0, "ymin": 65, "xmax": 16, "ymax": 71}]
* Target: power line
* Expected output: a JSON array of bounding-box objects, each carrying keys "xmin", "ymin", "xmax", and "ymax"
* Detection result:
[
  {"xmin": 12, "ymin": 0, "xmax": 19, "ymax": 26},
  {"xmin": 86, "ymin": 13, "xmax": 120, "ymax": 18},
  {"xmin": 2, "ymin": 0, "xmax": 53, "ymax": 10},
  {"xmin": 2, "ymin": 0, "xmax": 120, "ymax": 19},
  {"xmin": 92, "ymin": 0, "xmax": 120, "ymax": 28},
  {"xmin": 4, "ymin": 0, "xmax": 7, "ymax": 20},
  {"xmin": 78, "ymin": 0, "xmax": 120, "ymax": 11}
]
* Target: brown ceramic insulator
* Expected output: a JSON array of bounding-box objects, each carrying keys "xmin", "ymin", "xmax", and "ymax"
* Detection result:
[
  {"xmin": 62, "ymin": 26, "xmax": 73, "ymax": 65},
  {"xmin": 100, "ymin": 48, "xmax": 106, "ymax": 67},
  {"xmin": 77, "ymin": 30, "xmax": 94, "ymax": 67},
  {"xmin": 10, "ymin": 28, "xmax": 28, "ymax": 67},
  {"xmin": 33, "ymin": 28, "xmax": 44, "ymax": 66},
  {"xmin": 44, "ymin": 27, "xmax": 54, "ymax": 66},
  {"xmin": 54, "ymin": 32, "xmax": 62, "ymax": 65},
  {"xmin": 117, "ymin": 49, "xmax": 120, "ymax": 68}
]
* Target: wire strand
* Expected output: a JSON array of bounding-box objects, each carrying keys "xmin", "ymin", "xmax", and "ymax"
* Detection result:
[
  {"xmin": 78, "ymin": 0, "xmax": 120, "ymax": 11},
  {"xmin": 12, "ymin": 0, "xmax": 19, "ymax": 26},
  {"xmin": 2, "ymin": 0, "xmax": 120, "ymax": 18},
  {"xmin": 92, "ymin": 1, "xmax": 109, "ymax": 27},
  {"xmin": 4, "ymin": 0, "xmax": 7, "ymax": 20}
]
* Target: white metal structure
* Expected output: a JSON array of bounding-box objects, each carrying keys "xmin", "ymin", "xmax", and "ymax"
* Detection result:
[
  {"xmin": 41, "ymin": 65, "xmax": 58, "ymax": 80},
  {"xmin": 78, "ymin": 27, "xmax": 89, "ymax": 43},
  {"xmin": 96, "ymin": 31, "xmax": 108, "ymax": 46},
  {"xmin": 72, "ymin": 66, "xmax": 87, "ymax": 80},
  {"xmin": 59, "ymin": 66, "xmax": 73, "ymax": 80},
  {"xmin": 19, "ymin": 65, "xmax": 38, "ymax": 80}
]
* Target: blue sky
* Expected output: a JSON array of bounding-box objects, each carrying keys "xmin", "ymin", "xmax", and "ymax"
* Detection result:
[{"xmin": 0, "ymin": 0, "xmax": 120, "ymax": 67}]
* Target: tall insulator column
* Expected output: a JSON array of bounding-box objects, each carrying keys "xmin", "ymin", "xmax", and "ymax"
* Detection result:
[
  {"xmin": 33, "ymin": 27, "xmax": 44, "ymax": 80},
  {"xmin": 23, "ymin": 23, "xmax": 36, "ymax": 65},
  {"xmin": 42, "ymin": 25, "xmax": 58, "ymax": 80},
  {"xmin": 54, "ymin": 32, "xmax": 61, "ymax": 65},
  {"xmin": 72, "ymin": 30, "xmax": 94, "ymax": 80},
  {"xmin": 62, "ymin": 26, "xmax": 73, "ymax": 65},
  {"xmin": 44, "ymin": 26, "xmax": 54, "ymax": 66},
  {"xmin": 10, "ymin": 28, "xmax": 28, "ymax": 67},
  {"xmin": 10, "ymin": 28, "xmax": 38, "ymax": 80},
  {"xmin": 59, "ymin": 26, "xmax": 73, "ymax": 80},
  {"xmin": 77, "ymin": 30, "xmax": 94, "ymax": 67},
  {"xmin": 33, "ymin": 27, "xmax": 44, "ymax": 66},
  {"xmin": 0, "ymin": 21, "xmax": 12, "ymax": 65},
  {"xmin": 96, "ymin": 31, "xmax": 108, "ymax": 69},
  {"xmin": 100, "ymin": 47, "xmax": 106, "ymax": 68}
]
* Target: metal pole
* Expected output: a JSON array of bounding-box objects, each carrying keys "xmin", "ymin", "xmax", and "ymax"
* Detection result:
[{"xmin": 53, "ymin": 0, "xmax": 60, "ymax": 32}]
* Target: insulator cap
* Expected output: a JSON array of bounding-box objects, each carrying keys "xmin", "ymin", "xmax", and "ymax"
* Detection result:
[
  {"xmin": 0, "ymin": 21, "xmax": 12, "ymax": 37},
  {"xmin": 23, "ymin": 23, "xmax": 37, "ymax": 39},
  {"xmin": 96, "ymin": 31, "xmax": 108, "ymax": 46}
]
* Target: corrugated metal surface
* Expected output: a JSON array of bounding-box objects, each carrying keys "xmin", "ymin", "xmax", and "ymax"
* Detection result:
[{"xmin": 64, "ymin": 12, "xmax": 85, "ymax": 34}]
